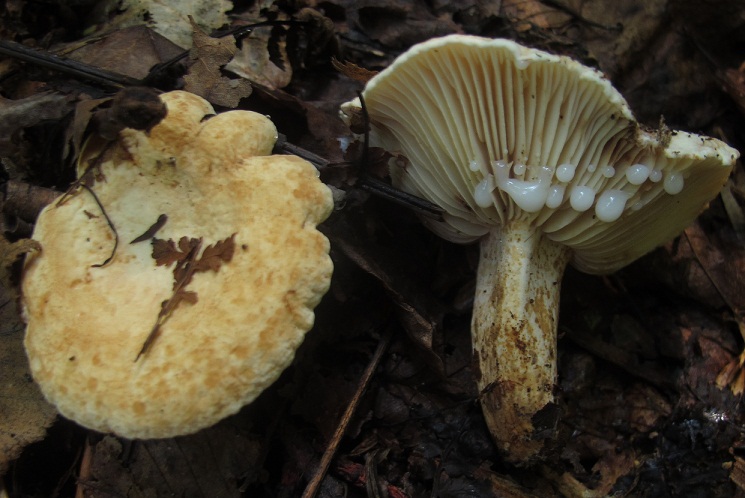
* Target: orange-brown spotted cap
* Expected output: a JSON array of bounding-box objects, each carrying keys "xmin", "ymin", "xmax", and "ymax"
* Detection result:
[{"xmin": 22, "ymin": 91, "xmax": 334, "ymax": 439}]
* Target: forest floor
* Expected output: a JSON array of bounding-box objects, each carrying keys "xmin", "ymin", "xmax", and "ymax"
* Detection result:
[{"xmin": 2, "ymin": 1, "xmax": 745, "ymax": 497}]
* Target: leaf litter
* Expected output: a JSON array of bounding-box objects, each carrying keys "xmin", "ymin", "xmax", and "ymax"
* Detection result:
[{"xmin": 2, "ymin": 0, "xmax": 745, "ymax": 497}]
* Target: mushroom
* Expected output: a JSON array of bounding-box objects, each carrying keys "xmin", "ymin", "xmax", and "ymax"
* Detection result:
[
  {"xmin": 340, "ymin": 35, "xmax": 738, "ymax": 462},
  {"xmin": 22, "ymin": 91, "xmax": 334, "ymax": 439}
]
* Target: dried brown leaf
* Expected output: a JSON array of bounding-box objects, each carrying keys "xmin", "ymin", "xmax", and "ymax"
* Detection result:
[
  {"xmin": 140, "ymin": 233, "xmax": 236, "ymax": 358},
  {"xmin": 332, "ymin": 58, "xmax": 377, "ymax": 84},
  {"xmin": 548, "ymin": 446, "xmax": 636, "ymax": 498},
  {"xmin": 183, "ymin": 18, "xmax": 252, "ymax": 108},
  {"xmin": 683, "ymin": 221, "xmax": 745, "ymax": 330},
  {"xmin": 194, "ymin": 233, "xmax": 236, "ymax": 272},
  {"xmin": 151, "ymin": 238, "xmax": 184, "ymax": 267},
  {"xmin": 225, "ymin": 25, "xmax": 292, "ymax": 90},
  {"xmin": 0, "ymin": 92, "xmax": 73, "ymax": 159},
  {"xmin": 64, "ymin": 25, "xmax": 185, "ymax": 81},
  {"xmin": 731, "ymin": 456, "xmax": 745, "ymax": 492},
  {"xmin": 1, "ymin": 236, "xmax": 41, "ymax": 295},
  {"xmin": 151, "ymin": 236, "xmax": 200, "ymax": 268}
]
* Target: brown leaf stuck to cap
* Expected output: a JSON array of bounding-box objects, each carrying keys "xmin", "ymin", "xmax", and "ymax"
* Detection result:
[{"xmin": 138, "ymin": 233, "xmax": 236, "ymax": 359}]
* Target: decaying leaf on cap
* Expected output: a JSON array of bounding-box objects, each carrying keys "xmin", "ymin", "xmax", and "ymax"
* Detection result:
[{"xmin": 21, "ymin": 90, "xmax": 334, "ymax": 439}]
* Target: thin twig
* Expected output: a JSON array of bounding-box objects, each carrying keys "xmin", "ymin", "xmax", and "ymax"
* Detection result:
[
  {"xmin": 80, "ymin": 184, "xmax": 119, "ymax": 268},
  {"xmin": 358, "ymin": 177, "xmax": 445, "ymax": 220},
  {"xmin": 273, "ymin": 135, "xmax": 444, "ymax": 220},
  {"xmin": 0, "ymin": 36, "xmax": 443, "ymax": 221},
  {"xmin": 300, "ymin": 327, "xmax": 393, "ymax": 498},
  {"xmin": 0, "ymin": 40, "xmax": 141, "ymax": 89},
  {"xmin": 74, "ymin": 436, "xmax": 94, "ymax": 498}
]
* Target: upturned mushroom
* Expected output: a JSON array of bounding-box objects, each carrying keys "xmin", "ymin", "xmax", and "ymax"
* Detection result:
[
  {"xmin": 22, "ymin": 91, "xmax": 334, "ymax": 439},
  {"xmin": 341, "ymin": 35, "xmax": 738, "ymax": 462}
]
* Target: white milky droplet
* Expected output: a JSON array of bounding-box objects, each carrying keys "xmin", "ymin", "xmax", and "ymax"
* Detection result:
[
  {"xmin": 595, "ymin": 190, "xmax": 630, "ymax": 222},
  {"xmin": 664, "ymin": 173, "xmax": 684, "ymax": 194},
  {"xmin": 469, "ymin": 159, "xmax": 480, "ymax": 172},
  {"xmin": 649, "ymin": 169, "xmax": 662, "ymax": 182},
  {"xmin": 556, "ymin": 163, "xmax": 576, "ymax": 183},
  {"xmin": 474, "ymin": 174, "xmax": 496, "ymax": 208},
  {"xmin": 569, "ymin": 186, "xmax": 595, "ymax": 211},
  {"xmin": 492, "ymin": 161, "xmax": 553, "ymax": 212},
  {"xmin": 625, "ymin": 164, "xmax": 650, "ymax": 185},
  {"xmin": 602, "ymin": 166, "xmax": 616, "ymax": 178},
  {"xmin": 545, "ymin": 185, "xmax": 565, "ymax": 209}
]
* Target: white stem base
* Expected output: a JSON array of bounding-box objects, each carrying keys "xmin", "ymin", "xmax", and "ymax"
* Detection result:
[{"xmin": 472, "ymin": 224, "xmax": 570, "ymax": 463}]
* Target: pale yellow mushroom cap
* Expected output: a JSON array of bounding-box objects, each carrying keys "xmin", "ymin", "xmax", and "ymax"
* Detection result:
[
  {"xmin": 341, "ymin": 35, "xmax": 738, "ymax": 274},
  {"xmin": 22, "ymin": 91, "xmax": 334, "ymax": 439}
]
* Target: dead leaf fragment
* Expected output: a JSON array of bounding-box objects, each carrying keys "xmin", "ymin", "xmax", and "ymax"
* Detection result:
[
  {"xmin": 184, "ymin": 19, "xmax": 252, "ymax": 108},
  {"xmin": 1, "ymin": 236, "xmax": 41, "ymax": 294},
  {"xmin": 63, "ymin": 25, "xmax": 186, "ymax": 81},
  {"xmin": 90, "ymin": 0, "xmax": 232, "ymax": 49},
  {"xmin": 194, "ymin": 234, "xmax": 236, "ymax": 272},
  {"xmin": 731, "ymin": 456, "xmax": 745, "ymax": 492},
  {"xmin": 500, "ymin": 0, "xmax": 572, "ymax": 31},
  {"xmin": 547, "ymin": 447, "xmax": 637, "ymax": 498},
  {"xmin": 152, "ymin": 236, "xmax": 197, "ymax": 268},
  {"xmin": 225, "ymin": 26, "xmax": 292, "ymax": 90},
  {"xmin": 0, "ymin": 93, "xmax": 72, "ymax": 157},
  {"xmin": 140, "ymin": 233, "xmax": 237, "ymax": 358},
  {"xmin": 332, "ymin": 58, "xmax": 378, "ymax": 84}
]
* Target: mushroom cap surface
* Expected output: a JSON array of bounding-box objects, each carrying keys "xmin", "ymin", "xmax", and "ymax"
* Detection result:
[
  {"xmin": 341, "ymin": 35, "xmax": 738, "ymax": 273},
  {"xmin": 22, "ymin": 91, "xmax": 334, "ymax": 439}
]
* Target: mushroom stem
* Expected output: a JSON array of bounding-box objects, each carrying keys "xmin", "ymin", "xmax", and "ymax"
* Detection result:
[{"xmin": 472, "ymin": 223, "xmax": 571, "ymax": 463}]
